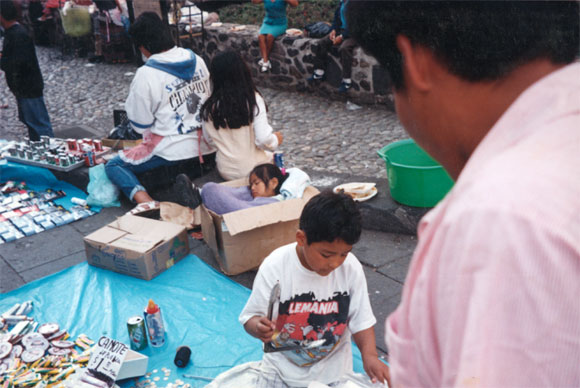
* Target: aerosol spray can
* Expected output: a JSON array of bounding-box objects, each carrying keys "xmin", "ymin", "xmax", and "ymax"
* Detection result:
[{"xmin": 143, "ymin": 299, "xmax": 165, "ymax": 347}]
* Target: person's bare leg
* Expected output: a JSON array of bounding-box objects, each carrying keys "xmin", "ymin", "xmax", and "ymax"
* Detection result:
[
  {"xmin": 265, "ymin": 34, "xmax": 275, "ymax": 61},
  {"xmin": 133, "ymin": 190, "xmax": 154, "ymax": 204},
  {"xmin": 259, "ymin": 34, "xmax": 268, "ymax": 62}
]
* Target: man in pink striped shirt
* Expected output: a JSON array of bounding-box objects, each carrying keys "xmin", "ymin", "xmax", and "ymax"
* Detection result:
[{"xmin": 348, "ymin": 1, "xmax": 580, "ymax": 386}]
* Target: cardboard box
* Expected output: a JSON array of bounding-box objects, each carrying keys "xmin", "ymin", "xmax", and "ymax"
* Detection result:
[
  {"xmin": 116, "ymin": 349, "xmax": 149, "ymax": 381},
  {"xmin": 101, "ymin": 138, "xmax": 142, "ymax": 150},
  {"xmin": 84, "ymin": 214, "xmax": 189, "ymax": 280},
  {"xmin": 201, "ymin": 179, "xmax": 319, "ymax": 275}
]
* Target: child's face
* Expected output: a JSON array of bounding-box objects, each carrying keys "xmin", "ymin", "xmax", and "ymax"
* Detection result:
[
  {"xmin": 249, "ymin": 173, "xmax": 277, "ymax": 198},
  {"xmin": 295, "ymin": 230, "xmax": 353, "ymax": 276}
]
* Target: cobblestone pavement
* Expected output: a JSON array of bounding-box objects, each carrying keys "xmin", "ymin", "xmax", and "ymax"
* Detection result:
[{"xmin": 0, "ymin": 45, "xmax": 408, "ymax": 178}]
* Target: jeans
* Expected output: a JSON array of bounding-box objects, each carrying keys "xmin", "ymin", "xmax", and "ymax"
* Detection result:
[
  {"xmin": 105, "ymin": 154, "xmax": 181, "ymax": 201},
  {"xmin": 17, "ymin": 97, "xmax": 54, "ymax": 141},
  {"xmin": 312, "ymin": 36, "xmax": 357, "ymax": 79}
]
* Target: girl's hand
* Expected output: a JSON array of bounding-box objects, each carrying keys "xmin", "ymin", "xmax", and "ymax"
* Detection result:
[
  {"xmin": 286, "ymin": 0, "xmax": 299, "ymax": 7},
  {"xmin": 274, "ymin": 131, "xmax": 283, "ymax": 146},
  {"xmin": 333, "ymin": 34, "xmax": 343, "ymax": 45},
  {"xmin": 251, "ymin": 0, "xmax": 262, "ymax": 4}
]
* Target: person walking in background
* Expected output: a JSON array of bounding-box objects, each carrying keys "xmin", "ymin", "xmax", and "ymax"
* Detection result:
[
  {"xmin": 0, "ymin": 0, "xmax": 54, "ymax": 141},
  {"xmin": 348, "ymin": 1, "xmax": 580, "ymax": 386},
  {"xmin": 252, "ymin": 0, "xmax": 298, "ymax": 73},
  {"xmin": 308, "ymin": 0, "xmax": 355, "ymax": 93},
  {"xmin": 201, "ymin": 50, "xmax": 283, "ymax": 181}
]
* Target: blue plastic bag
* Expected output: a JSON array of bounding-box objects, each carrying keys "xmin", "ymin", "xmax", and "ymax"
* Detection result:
[{"xmin": 86, "ymin": 164, "xmax": 120, "ymax": 207}]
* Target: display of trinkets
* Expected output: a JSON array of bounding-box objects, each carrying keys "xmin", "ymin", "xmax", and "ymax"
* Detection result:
[
  {"xmin": 0, "ymin": 301, "xmax": 96, "ymax": 388},
  {"xmin": 3, "ymin": 137, "xmax": 111, "ymax": 172},
  {"xmin": 0, "ymin": 181, "xmax": 96, "ymax": 244}
]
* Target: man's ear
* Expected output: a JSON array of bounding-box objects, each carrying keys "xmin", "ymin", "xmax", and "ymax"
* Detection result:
[
  {"xmin": 396, "ymin": 35, "xmax": 434, "ymax": 92},
  {"xmin": 268, "ymin": 177, "xmax": 279, "ymax": 191},
  {"xmin": 296, "ymin": 229, "xmax": 307, "ymax": 247}
]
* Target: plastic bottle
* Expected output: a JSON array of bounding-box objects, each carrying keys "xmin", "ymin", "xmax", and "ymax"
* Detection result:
[{"xmin": 143, "ymin": 299, "xmax": 165, "ymax": 347}]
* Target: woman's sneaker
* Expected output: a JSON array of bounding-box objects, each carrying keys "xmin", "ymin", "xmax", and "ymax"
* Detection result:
[
  {"xmin": 174, "ymin": 174, "xmax": 202, "ymax": 210},
  {"xmin": 260, "ymin": 61, "xmax": 272, "ymax": 73},
  {"xmin": 338, "ymin": 81, "xmax": 352, "ymax": 93}
]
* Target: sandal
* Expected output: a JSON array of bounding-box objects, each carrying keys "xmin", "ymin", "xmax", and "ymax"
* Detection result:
[{"xmin": 128, "ymin": 200, "xmax": 160, "ymax": 215}]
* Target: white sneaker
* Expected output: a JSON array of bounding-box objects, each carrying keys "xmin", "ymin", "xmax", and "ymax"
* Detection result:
[
  {"xmin": 260, "ymin": 61, "xmax": 272, "ymax": 73},
  {"xmin": 258, "ymin": 58, "xmax": 265, "ymax": 66}
]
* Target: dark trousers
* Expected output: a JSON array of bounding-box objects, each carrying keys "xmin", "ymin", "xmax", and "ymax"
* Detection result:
[
  {"xmin": 312, "ymin": 36, "xmax": 357, "ymax": 79},
  {"xmin": 16, "ymin": 96, "xmax": 54, "ymax": 141}
]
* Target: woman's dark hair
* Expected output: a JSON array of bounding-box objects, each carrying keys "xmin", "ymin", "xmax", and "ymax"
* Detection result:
[
  {"xmin": 129, "ymin": 12, "xmax": 174, "ymax": 55},
  {"xmin": 299, "ymin": 191, "xmax": 362, "ymax": 245},
  {"xmin": 347, "ymin": 0, "xmax": 580, "ymax": 90},
  {"xmin": 200, "ymin": 50, "xmax": 263, "ymax": 129},
  {"xmin": 249, "ymin": 163, "xmax": 287, "ymax": 195},
  {"xmin": 0, "ymin": 0, "xmax": 18, "ymax": 21}
]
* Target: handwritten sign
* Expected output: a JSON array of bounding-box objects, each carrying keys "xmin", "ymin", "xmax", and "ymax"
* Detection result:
[{"xmin": 87, "ymin": 336, "xmax": 129, "ymax": 383}]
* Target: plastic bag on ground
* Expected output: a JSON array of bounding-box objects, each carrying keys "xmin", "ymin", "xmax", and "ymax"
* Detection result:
[{"xmin": 86, "ymin": 164, "xmax": 120, "ymax": 207}]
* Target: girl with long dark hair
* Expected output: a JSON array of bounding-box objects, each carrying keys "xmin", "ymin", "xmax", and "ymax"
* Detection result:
[{"xmin": 201, "ymin": 50, "xmax": 283, "ymax": 180}]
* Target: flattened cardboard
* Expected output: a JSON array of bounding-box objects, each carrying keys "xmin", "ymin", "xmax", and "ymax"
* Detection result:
[
  {"xmin": 201, "ymin": 180, "xmax": 319, "ymax": 275},
  {"xmin": 101, "ymin": 138, "xmax": 142, "ymax": 150},
  {"xmin": 84, "ymin": 214, "xmax": 189, "ymax": 280}
]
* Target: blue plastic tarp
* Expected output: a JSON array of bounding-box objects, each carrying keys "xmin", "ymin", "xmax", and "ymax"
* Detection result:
[{"xmin": 0, "ymin": 255, "xmax": 366, "ymax": 387}]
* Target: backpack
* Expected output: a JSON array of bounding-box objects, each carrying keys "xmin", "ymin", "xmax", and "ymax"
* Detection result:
[{"xmin": 304, "ymin": 22, "xmax": 332, "ymax": 39}]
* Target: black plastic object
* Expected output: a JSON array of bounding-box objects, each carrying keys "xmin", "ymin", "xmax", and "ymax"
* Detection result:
[{"xmin": 174, "ymin": 346, "xmax": 191, "ymax": 368}]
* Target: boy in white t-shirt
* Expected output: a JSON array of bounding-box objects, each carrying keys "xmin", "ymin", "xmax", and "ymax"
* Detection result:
[{"xmin": 208, "ymin": 191, "xmax": 389, "ymax": 387}]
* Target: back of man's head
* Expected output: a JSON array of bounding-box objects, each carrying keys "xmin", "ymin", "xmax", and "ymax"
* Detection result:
[
  {"xmin": 347, "ymin": 1, "xmax": 579, "ymax": 90},
  {"xmin": 129, "ymin": 12, "xmax": 174, "ymax": 55},
  {"xmin": 0, "ymin": 0, "xmax": 18, "ymax": 22},
  {"xmin": 299, "ymin": 191, "xmax": 362, "ymax": 245}
]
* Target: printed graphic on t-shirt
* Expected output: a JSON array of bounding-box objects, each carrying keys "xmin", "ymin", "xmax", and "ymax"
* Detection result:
[
  {"xmin": 167, "ymin": 72, "xmax": 208, "ymax": 134},
  {"xmin": 273, "ymin": 291, "xmax": 350, "ymax": 366}
]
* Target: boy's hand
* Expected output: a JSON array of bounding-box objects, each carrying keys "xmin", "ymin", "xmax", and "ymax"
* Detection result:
[
  {"xmin": 329, "ymin": 29, "xmax": 336, "ymax": 42},
  {"xmin": 362, "ymin": 355, "xmax": 390, "ymax": 386},
  {"xmin": 333, "ymin": 34, "xmax": 343, "ymax": 45},
  {"xmin": 274, "ymin": 131, "xmax": 283, "ymax": 145},
  {"xmin": 245, "ymin": 316, "xmax": 276, "ymax": 343}
]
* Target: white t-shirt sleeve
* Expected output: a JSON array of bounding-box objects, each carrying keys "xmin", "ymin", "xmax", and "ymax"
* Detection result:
[
  {"xmin": 253, "ymin": 94, "xmax": 279, "ymax": 151},
  {"xmin": 239, "ymin": 255, "xmax": 278, "ymax": 326},
  {"xmin": 125, "ymin": 69, "xmax": 156, "ymax": 134},
  {"xmin": 345, "ymin": 254, "xmax": 377, "ymax": 334}
]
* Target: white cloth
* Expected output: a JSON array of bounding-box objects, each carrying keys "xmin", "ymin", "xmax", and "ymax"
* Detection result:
[
  {"xmin": 125, "ymin": 47, "xmax": 215, "ymax": 161},
  {"xmin": 274, "ymin": 168, "xmax": 311, "ymax": 200},
  {"xmin": 202, "ymin": 93, "xmax": 279, "ymax": 180},
  {"xmin": 238, "ymin": 243, "xmax": 376, "ymax": 387}
]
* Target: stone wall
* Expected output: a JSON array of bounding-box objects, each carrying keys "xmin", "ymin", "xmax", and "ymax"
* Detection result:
[{"xmin": 185, "ymin": 23, "xmax": 393, "ymax": 107}]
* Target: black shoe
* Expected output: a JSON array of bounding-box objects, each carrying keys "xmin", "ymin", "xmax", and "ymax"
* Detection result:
[
  {"xmin": 88, "ymin": 55, "xmax": 104, "ymax": 64},
  {"xmin": 174, "ymin": 174, "xmax": 202, "ymax": 210},
  {"xmin": 307, "ymin": 72, "xmax": 324, "ymax": 83}
]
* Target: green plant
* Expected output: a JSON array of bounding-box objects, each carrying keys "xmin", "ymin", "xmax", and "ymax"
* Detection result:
[{"xmin": 218, "ymin": 0, "xmax": 337, "ymax": 30}]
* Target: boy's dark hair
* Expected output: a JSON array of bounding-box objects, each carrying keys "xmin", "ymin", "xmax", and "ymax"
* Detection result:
[
  {"xmin": 347, "ymin": 1, "xmax": 580, "ymax": 90},
  {"xmin": 249, "ymin": 163, "xmax": 287, "ymax": 195},
  {"xmin": 200, "ymin": 50, "xmax": 263, "ymax": 129},
  {"xmin": 0, "ymin": 0, "xmax": 18, "ymax": 21},
  {"xmin": 299, "ymin": 190, "xmax": 362, "ymax": 245},
  {"xmin": 129, "ymin": 12, "xmax": 174, "ymax": 55}
]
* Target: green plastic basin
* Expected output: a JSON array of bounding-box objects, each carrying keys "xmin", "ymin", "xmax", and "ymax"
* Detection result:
[{"xmin": 377, "ymin": 139, "xmax": 454, "ymax": 207}]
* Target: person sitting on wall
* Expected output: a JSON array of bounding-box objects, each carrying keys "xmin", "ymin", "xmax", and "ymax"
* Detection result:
[
  {"xmin": 105, "ymin": 12, "xmax": 216, "ymax": 213},
  {"xmin": 252, "ymin": 0, "xmax": 299, "ymax": 73},
  {"xmin": 307, "ymin": 0, "xmax": 356, "ymax": 93}
]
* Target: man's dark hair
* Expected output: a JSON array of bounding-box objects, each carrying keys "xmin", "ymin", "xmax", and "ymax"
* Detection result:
[
  {"xmin": 347, "ymin": 1, "xmax": 579, "ymax": 90},
  {"xmin": 200, "ymin": 50, "xmax": 262, "ymax": 129},
  {"xmin": 299, "ymin": 190, "xmax": 362, "ymax": 245},
  {"xmin": 0, "ymin": 0, "xmax": 18, "ymax": 22},
  {"xmin": 129, "ymin": 12, "xmax": 174, "ymax": 54}
]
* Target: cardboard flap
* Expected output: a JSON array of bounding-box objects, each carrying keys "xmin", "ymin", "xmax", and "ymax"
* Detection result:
[
  {"xmin": 85, "ymin": 226, "xmax": 127, "ymax": 244},
  {"xmin": 110, "ymin": 234, "xmax": 163, "ymax": 253},
  {"xmin": 222, "ymin": 198, "xmax": 306, "ymax": 236},
  {"xmin": 114, "ymin": 214, "xmax": 186, "ymax": 241}
]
